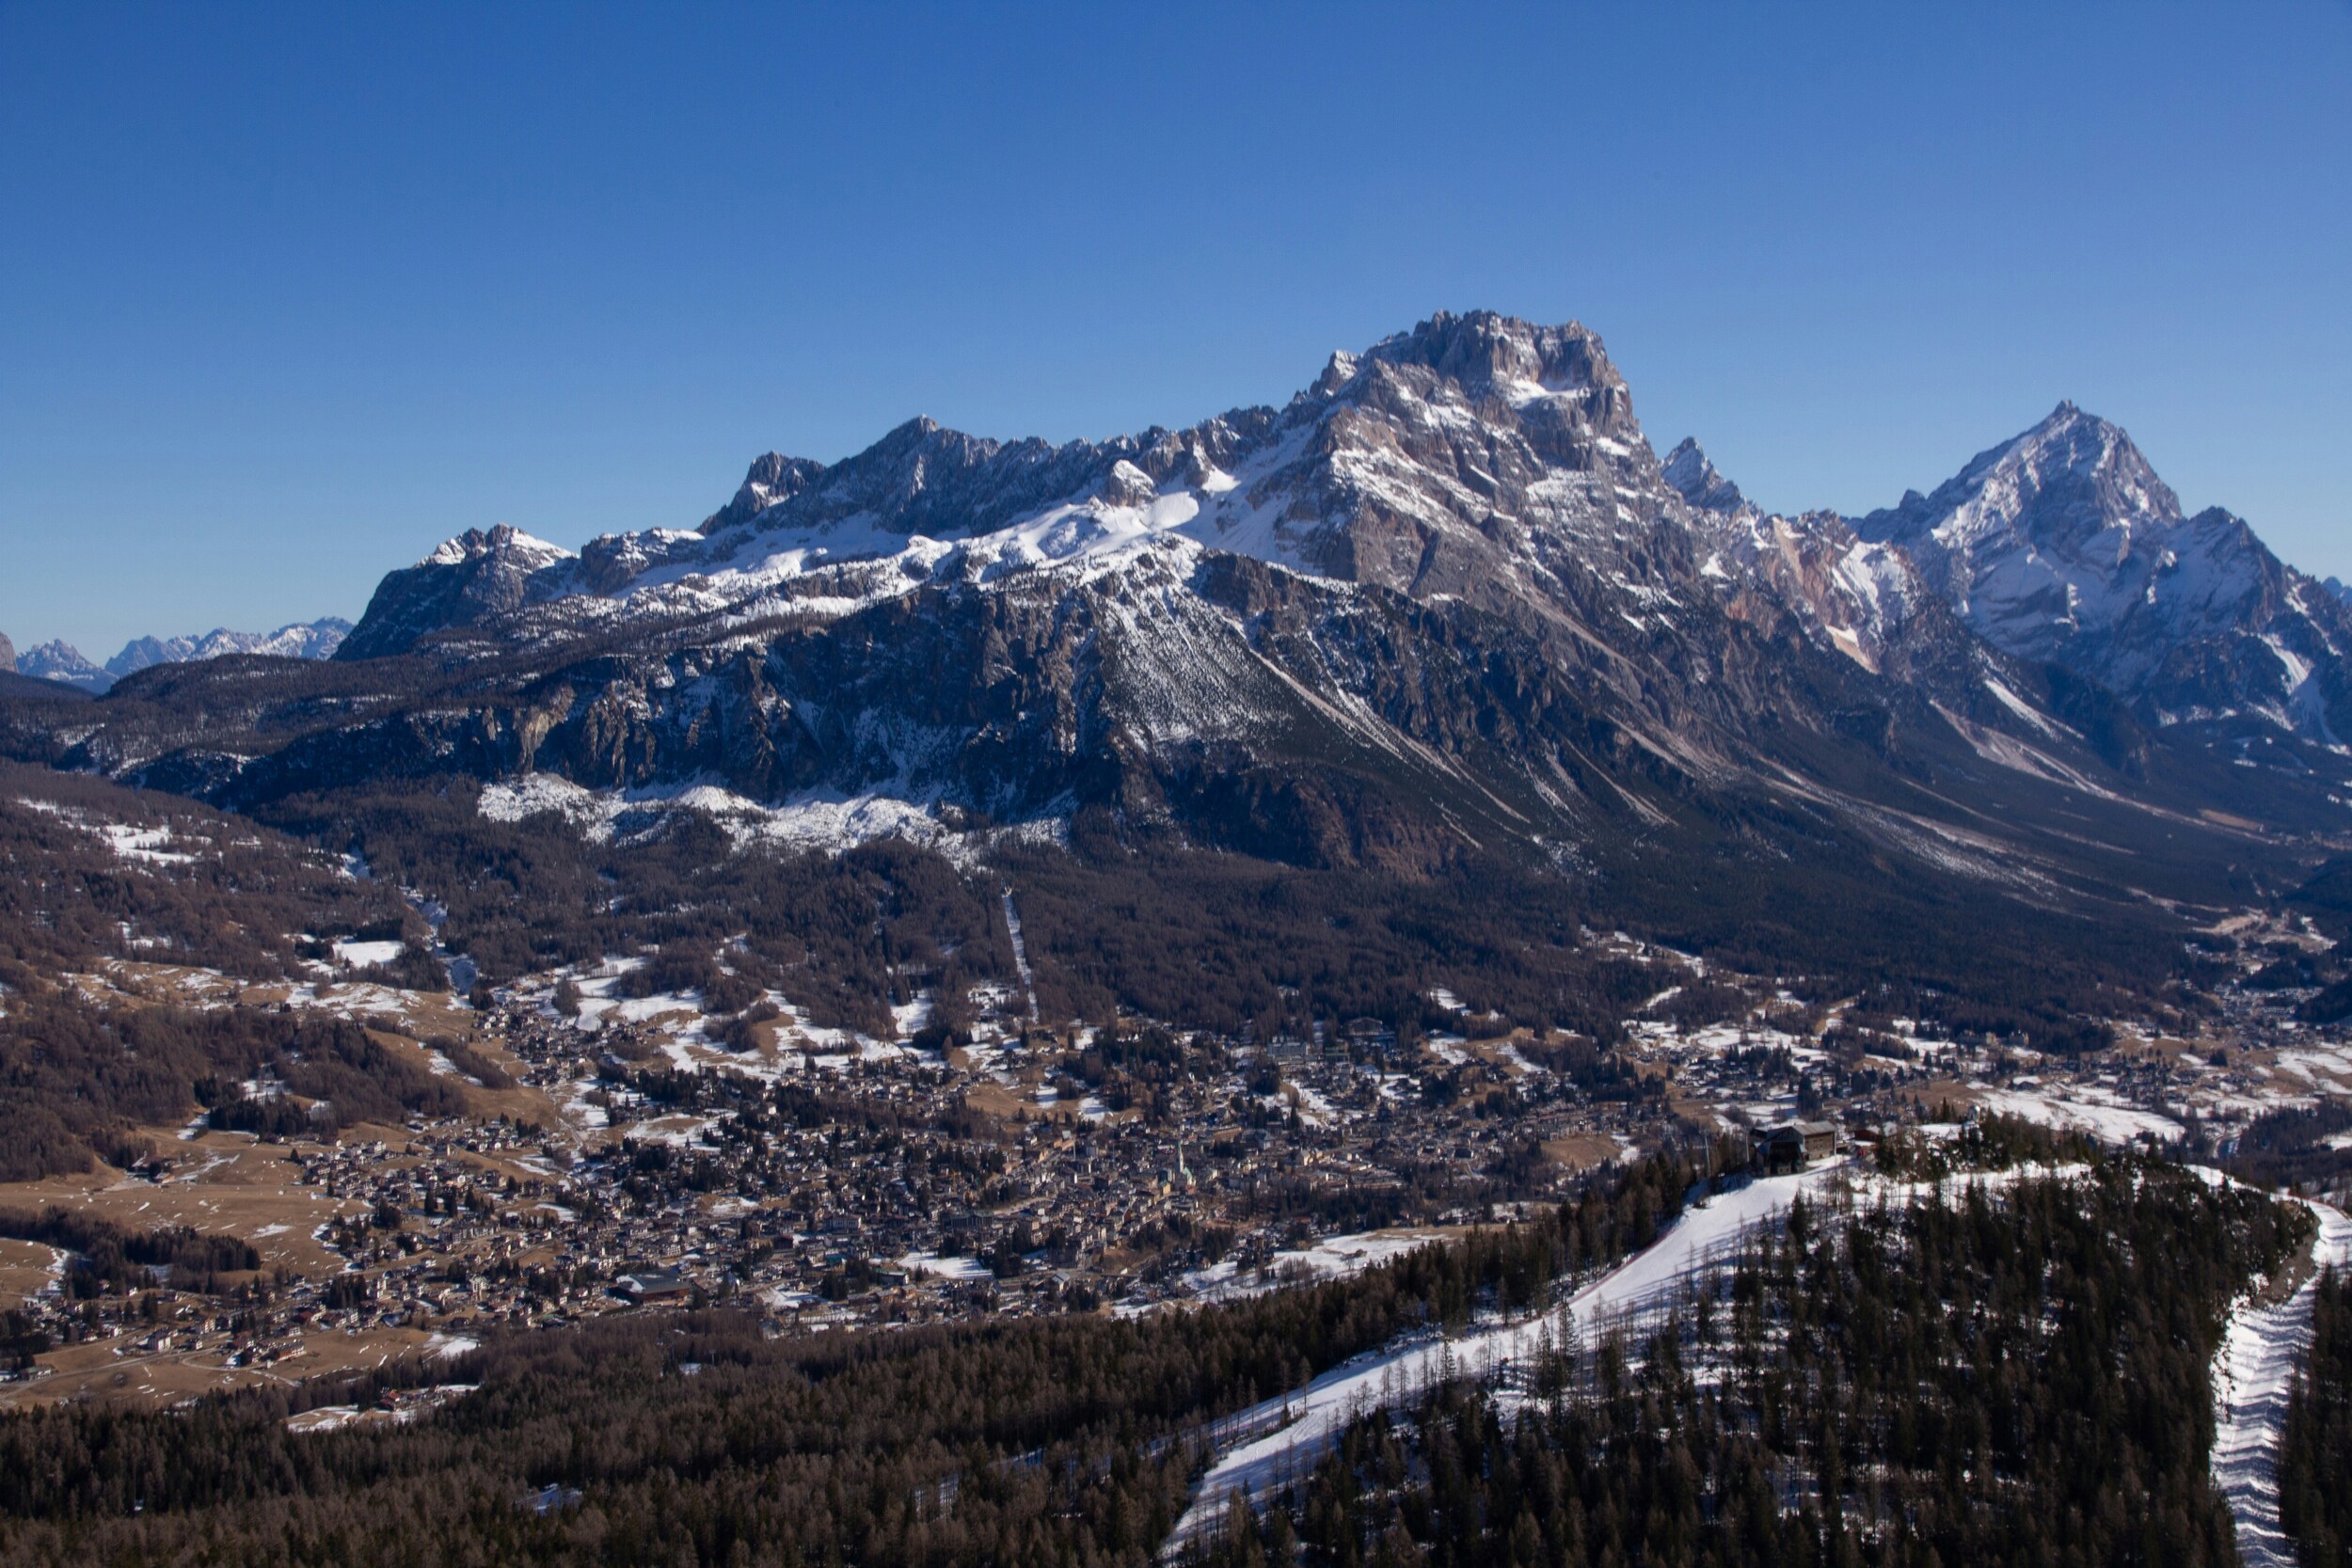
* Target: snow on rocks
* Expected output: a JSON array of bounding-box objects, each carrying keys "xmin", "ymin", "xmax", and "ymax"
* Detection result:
[{"xmin": 476, "ymin": 773, "xmax": 1067, "ymax": 867}]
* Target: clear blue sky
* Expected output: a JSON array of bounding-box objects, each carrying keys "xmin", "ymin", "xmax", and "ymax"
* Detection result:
[{"xmin": 4, "ymin": 2, "xmax": 2348, "ymax": 657}]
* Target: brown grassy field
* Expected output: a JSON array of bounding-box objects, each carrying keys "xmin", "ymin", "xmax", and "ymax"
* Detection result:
[
  {"xmin": 0, "ymin": 1132, "xmax": 364, "ymax": 1275},
  {"xmin": 0, "ymin": 1323, "xmax": 439, "ymax": 1412}
]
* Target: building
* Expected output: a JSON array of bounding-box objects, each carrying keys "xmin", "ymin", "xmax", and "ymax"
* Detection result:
[
  {"xmin": 612, "ymin": 1269, "xmax": 693, "ymax": 1305},
  {"xmin": 1754, "ymin": 1120, "xmax": 1838, "ymax": 1174}
]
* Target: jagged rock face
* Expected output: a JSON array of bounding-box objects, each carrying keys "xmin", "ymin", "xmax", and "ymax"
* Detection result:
[
  {"xmin": 58, "ymin": 534, "xmax": 1985, "ymax": 879},
  {"xmin": 0, "ymin": 630, "xmax": 13, "ymax": 674},
  {"xmin": 77, "ymin": 546, "xmax": 1624, "ymax": 872},
  {"xmin": 341, "ymin": 526, "xmax": 578, "ymax": 659},
  {"xmin": 330, "ymin": 312, "xmax": 1834, "ymax": 796},
  {"xmin": 1856, "ymin": 403, "xmax": 2352, "ymax": 740},
  {"xmin": 701, "ymin": 452, "xmax": 824, "ymax": 531},
  {"xmin": 1657, "ymin": 436, "xmax": 1975, "ymax": 684},
  {"xmin": 1205, "ymin": 314, "xmax": 1677, "ymax": 618},
  {"xmin": 340, "ymin": 311, "xmax": 1687, "ymax": 660},
  {"xmin": 706, "ymin": 418, "xmax": 1199, "ymax": 544},
  {"xmin": 1858, "ymin": 404, "xmax": 2185, "ymax": 662},
  {"xmin": 292, "ymin": 312, "xmax": 2330, "ymax": 858},
  {"xmin": 1662, "ymin": 437, "xmax": 1745, "ymax": 515}
]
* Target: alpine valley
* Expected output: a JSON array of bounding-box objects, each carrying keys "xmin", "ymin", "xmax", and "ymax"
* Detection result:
[{"xmin": 3, "ymin": 312, "xmax": 2351, "ymax": 1568}]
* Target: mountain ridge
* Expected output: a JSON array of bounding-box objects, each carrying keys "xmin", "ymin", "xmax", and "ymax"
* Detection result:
[
  {"xmin": 21, "ymin": 617, "xmax": 353, "ymax": 692},
  {"xmin": 340, "ymin": 315, "xmax": 2350, "ymax": 765},
  {"xmin": 11, "ymin": 311, "xmax": 2351, "ymax": 1015}
]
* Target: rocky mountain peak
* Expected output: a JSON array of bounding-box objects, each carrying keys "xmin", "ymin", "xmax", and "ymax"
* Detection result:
[
  {"xmin": 703, "ymin": 451, "xmax": 824, "ymax": 532},
  {"xmin": 1308, "ymin": 350, "xmax": 1360, "ymax": 400},
  {"xmin": 341, "ymin": 526, "xmax": 580, "ymax": 660},
  {"xmin": 721, "ymin": 416, "xmax": 1131, "ymax": 545},
  {"xmin": 1101, "ymin": 459, "xmax": 1158, "ymax": 509},
  {"xmin": 420, "ymin": 524, "xmax": 573, "ymax": 571},
  {"xmin": 0, "ymin": 629, "xmax": 14, "ymax": 674},
  {"xmin": 11, "ymin": 621, "xmax": 351, "ymax": 691},
  {"xmin": 105, "ymin": 619, "xmax": 354, "ymax": 677},
  {"xmin": 1362, "ymin": 310, "xmax": 1619, "ymax": 404},
  {"xmin": 1848, "ymin": 403, "xmax": 2351, "ymax": 739},
  {"xmin": 1852, "ymin": 403, "xmax": 2187, "ymax": 662},
  {"xmin": 18, "ymin": 641, "xmax": 106, "ymax": 687},
  {"xmin": 1662, "ymin": 438, "xmax": 1747, "ymax": 515},
  {"xmin": 1867, "ymin": 403, "xmax": 2181, "ymax": 556},
  {"xmin": 339, "ymin": 310, "xmax": 1706, "ymax": 659},
  {"xmin": 322, "ymin": 309, "xmax": 2352, "ymax": 752}
]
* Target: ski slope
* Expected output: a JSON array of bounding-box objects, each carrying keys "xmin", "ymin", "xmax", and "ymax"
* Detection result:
[
  {"xmin": 1163, "ymin": 1162, "xmax": 1850, "ymax": 1553},
  {"xmin": 2212, "ymin": 1198, "xmax": 2352, "ymax": 1568}
]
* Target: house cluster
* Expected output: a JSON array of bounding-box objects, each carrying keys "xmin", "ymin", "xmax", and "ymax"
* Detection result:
[{"xmin": 17, "ymin": 922, "xmax": 2341, "ymax": 1401}]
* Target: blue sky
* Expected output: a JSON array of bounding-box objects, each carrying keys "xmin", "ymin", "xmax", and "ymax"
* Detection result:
[{"xmin": 4, "ymin": 2, "xmax": 2348, "ymax": 657}]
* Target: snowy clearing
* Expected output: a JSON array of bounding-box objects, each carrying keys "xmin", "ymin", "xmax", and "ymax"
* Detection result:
[{"xmin": 1181, "ymin": 1229, "xmax": 1453, "ymax": 1305}]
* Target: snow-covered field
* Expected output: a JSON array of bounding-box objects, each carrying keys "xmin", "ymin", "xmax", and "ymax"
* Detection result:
[
  {"xmin": 1180, "ymin": 1229, "xmax": 1452, "ymax": 1306},
  {"xmin": 1974, "ymin": 1085, "xmax": 2184, "ymax": 1145},
  {"xmin": 2211, "ymin": 1198, "xmax": 2352, "ymax": 1568}
]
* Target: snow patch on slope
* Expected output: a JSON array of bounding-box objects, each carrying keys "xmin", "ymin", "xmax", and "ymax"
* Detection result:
[{"xmin": 478, "ymin": 773, "xmax": 1065, "ymax": 866}]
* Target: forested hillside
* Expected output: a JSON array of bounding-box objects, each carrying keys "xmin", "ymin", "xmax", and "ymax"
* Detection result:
[
  {"xmin": 0, "ymin": 1158, "xmax": 1696, "ymax": 1567},
  {"xmin": 1196, "ymin": 1159, "xmax": 2306, "ymax": 1568}
]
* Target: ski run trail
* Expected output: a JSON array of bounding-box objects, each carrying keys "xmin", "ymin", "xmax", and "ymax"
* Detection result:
[
  {"xmin": 1000, "ymin": 888, "xmax": 1039, "ymax": 1025},
  {"xmin": 1163, "ymin": 1161, "xmax": 2348, "ymax": 1560},
  {"xmin": 1163, "ymin": 1163, "xmax": 1852, "ymax": 1553},
  {"xmin": 2211, "ymin": 1196, "xmax": 2352, "ymax": 1568}
]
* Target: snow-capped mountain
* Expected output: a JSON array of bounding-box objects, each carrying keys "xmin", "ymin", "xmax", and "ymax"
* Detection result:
[
  {"xmin": 1855, "ymin": 403, "xmax": 2352, "ymax": 741},
  {"xmin": 17, "ymin": 641, "xmax": 111, "ymax": 689},
  {"xmin": 332, "ymin": 312, "xmax": 1992, "ymax": 839},
  {"xmin": 1661, "ymin": 437, "xmax": 1747, "ymax": 515},
  {"xmin": 346, "ymin": 313, "xmax": 1692, "ymax": 663},
  {"xmin": 0, "ymin": 629, "xmax": 14, "ymax": 674},
  {"xmin": 20, "ymin": 618, "xmax": 353, "ymax": 692},
  {"xmin": 112, "ymin": 618, "xmax": 352, "ymax": 673},
  {"xmin": 18, "ymin": 312, "xmax": 2352, "ymax": 925}
]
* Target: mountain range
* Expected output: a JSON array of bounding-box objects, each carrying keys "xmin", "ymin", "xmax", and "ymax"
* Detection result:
[
  {"xmin": 334, "ymin": 314, "xmax": 2351, "ymax": 752},
  {"xmin": 6, "ymin": 310, "xmax": 2348, "ymax": 1007},
  {"xmin": 10, "ymin": 619, "xmax": 352, "ymax": 692}
]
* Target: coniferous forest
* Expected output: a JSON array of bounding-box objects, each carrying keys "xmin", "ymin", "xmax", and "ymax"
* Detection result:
[
  {"xmin": 2282, "ymin": 1267, "xmax": 2352, "ymax": 1568},
  {"xmin": 1193, "ymin": 1159, "xmax": 2307, "ymax": 1568}
]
